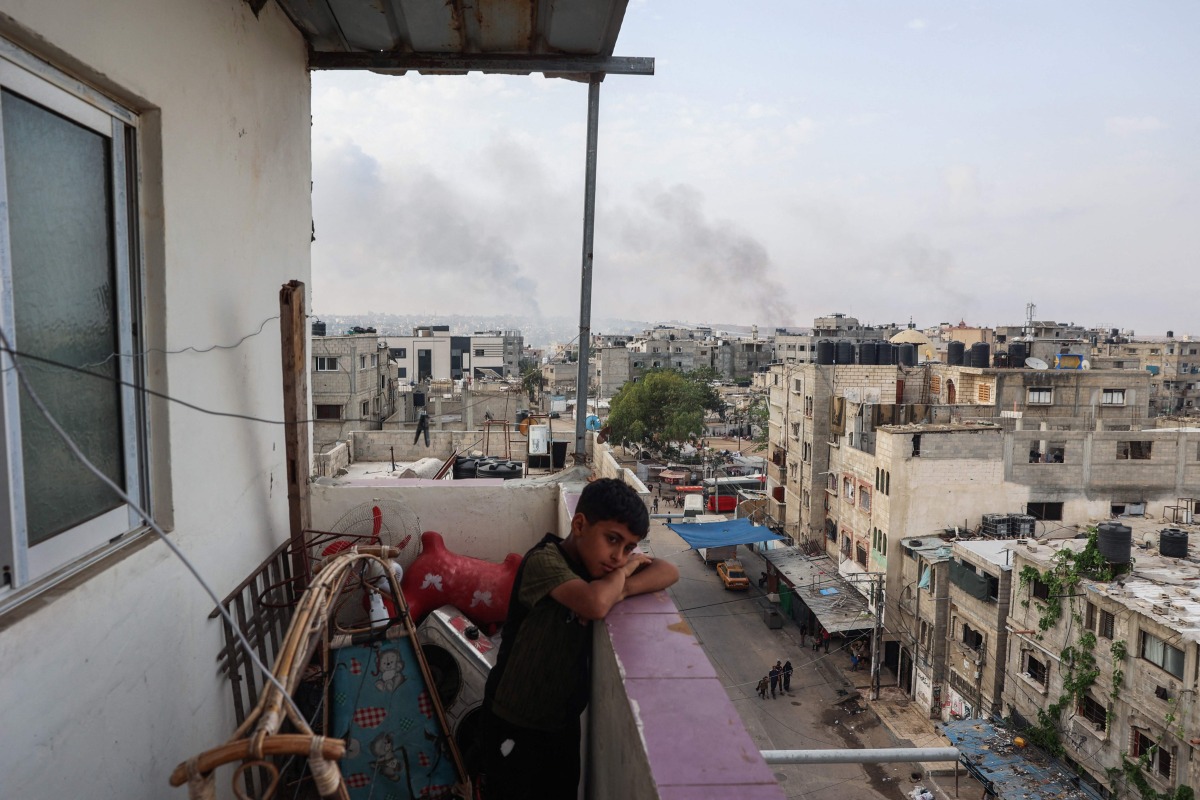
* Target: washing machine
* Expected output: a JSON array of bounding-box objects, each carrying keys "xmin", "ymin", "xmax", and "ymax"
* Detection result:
[{"xmin": 416, "ymin": 604, "xmax": 499, "ymax": 754}]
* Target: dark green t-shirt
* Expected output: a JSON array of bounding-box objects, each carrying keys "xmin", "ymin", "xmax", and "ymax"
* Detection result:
[{"xmin": 487, "ymin": 537, "xmax": 592, "ymax": 731}]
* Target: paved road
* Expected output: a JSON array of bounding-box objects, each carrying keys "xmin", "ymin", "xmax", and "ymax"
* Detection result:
[{"xmin": 641, "ymin": 515, "xmax": 964, "ymax": 800}]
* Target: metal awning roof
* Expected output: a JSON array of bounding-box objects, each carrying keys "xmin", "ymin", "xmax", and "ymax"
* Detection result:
[
  {"xmin": 259, "ymin": 0, "xmax": 653, "ymax": 78},
  {"xmin": 764, "ymin": 548, "xmax": 873, "ymax": 634}
]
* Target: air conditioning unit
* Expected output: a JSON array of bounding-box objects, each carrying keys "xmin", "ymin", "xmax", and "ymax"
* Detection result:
[{"xmin": 417, "ymin": 605, "xmax": 499, "ymax": 754}]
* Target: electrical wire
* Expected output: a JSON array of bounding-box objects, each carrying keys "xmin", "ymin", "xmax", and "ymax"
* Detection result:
[{"xmin": 0, "ymin": 327, "xmax": 306, "ymax": 723}]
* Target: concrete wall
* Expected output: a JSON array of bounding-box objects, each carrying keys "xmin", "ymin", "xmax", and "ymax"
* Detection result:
[
  {"xmin": 350, "ymin": 428, "xmax": 533, "ymax": 463},
  {"xmin": 0, "ymin": 2, "xmax": 309, "ymax": 796}
]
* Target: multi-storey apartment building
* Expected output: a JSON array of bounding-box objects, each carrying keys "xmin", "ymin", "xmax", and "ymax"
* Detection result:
[
  {"xmin": 774, "ymin": 314, "xmax": 901, "ymax": 364},
  {"xmin": 470, "ymin": 329, "xmax": 523, "ymax": 379},
  {"xmin": 1006, "ymin": 530, "xmax": 1200, "ymax": 798},
  {"xmin": 1092, "ymin": 334, "xmax": 1200, "ymax": 415},
  {"xmin": 312, "ymin": 331, "xmax": 395, "ymax": 448}
]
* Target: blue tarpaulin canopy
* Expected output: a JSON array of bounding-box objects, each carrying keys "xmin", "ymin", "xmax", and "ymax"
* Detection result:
[{"xmin": 667, "ymin": 518, "xmax": 785, "ymax": 550}]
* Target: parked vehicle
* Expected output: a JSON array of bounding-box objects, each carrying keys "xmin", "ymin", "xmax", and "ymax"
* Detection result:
[
  {"xmin": 683, "ymin": 495, "xmax": 704, "ymax": 518},
  {"xmin": 696, "ymin": 544, "xmax": 738, "ymax": 567},
  {"xmin": 716, "ymin": 558, "xmax": 750, "ymax": 591}
]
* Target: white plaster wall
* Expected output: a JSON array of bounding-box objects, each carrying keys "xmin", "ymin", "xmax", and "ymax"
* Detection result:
[
  {"xmin": 311, "ymin": 483, "xmax": 563, "ymax": 563},
  {"xmin": 0, "ymin": 1, "xmax": 308, "ymax": 796}
]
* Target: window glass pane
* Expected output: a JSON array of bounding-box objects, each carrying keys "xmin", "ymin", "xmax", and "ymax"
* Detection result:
[
  {"xmin": 1164, "ymin": 644, "xmax": 1184, "ymax": 678},
  {"xmin": 4, "ymin": 90, "xmax": 123, "ymax": 545}
]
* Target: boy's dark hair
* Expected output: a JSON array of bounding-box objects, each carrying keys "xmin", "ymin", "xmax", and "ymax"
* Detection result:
[{"xmin": 575, "ymin": 478, "xmax": 649, "ymax": 538}]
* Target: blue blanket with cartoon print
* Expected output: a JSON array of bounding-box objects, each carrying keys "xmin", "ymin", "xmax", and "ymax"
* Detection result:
[{"xmin": 330, "ymin": 637, "xmax": 460, "ymax": 799}]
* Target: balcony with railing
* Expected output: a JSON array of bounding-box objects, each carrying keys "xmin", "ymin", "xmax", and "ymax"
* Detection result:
[{"xmin": 205, "ymin": 472, "xmax": 784, "ymax": 799}]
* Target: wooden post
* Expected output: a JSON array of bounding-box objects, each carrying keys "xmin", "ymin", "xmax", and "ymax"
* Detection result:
[{"xmin": 280, "ymin": 281, "xmax": 311, "ymax": 589}]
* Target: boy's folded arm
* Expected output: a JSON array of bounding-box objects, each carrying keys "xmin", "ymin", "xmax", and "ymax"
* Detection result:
[
  {"xmin": 622, "ymin": 558, "xmax": 679, "ymax": 599},
  {"xmin": 549, "ymin": 573, "xmax": 627, "ymax": 622}
]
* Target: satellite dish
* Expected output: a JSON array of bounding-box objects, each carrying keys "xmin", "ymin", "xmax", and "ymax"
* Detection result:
[
  {"xmin": 1026, "ymin": 357, "xmax": 1049, "ymax": 370},
  {"xmin": 585, "ymin": 415, "xmax": 602, "ymax": 431},
  {"xmin": 1081, "ymin": 359, "xmax": 1091, "ymax": 370},
  {"xmin": 518, "ymin": 417, "xmax": 532, "ymax": 436}
]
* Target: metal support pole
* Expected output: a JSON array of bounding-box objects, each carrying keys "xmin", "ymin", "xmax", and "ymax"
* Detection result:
[
  {"xmin": 761, "ymin": 747, "xmax": 959, "ymax": 765},
  {"xmin": 573, "ymin": 77, "xmax": 601, "ymax": 459},
  {"xmin": 871, "ymin": 572, "xmax": 883, "ymax": 700}
]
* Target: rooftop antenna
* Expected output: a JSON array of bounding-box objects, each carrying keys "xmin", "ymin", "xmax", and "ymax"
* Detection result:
[{"xmin": 1024, "ymin": 301, "xmax": 1036, "ymax": 339}]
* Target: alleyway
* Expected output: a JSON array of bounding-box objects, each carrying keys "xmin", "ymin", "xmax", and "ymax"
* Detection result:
[{"xmin": 640, "ymin": 512, "xmax": 982, "ymax": 800}]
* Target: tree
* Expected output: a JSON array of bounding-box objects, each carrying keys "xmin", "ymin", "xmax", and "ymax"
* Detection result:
[{"xmin": 607, "ymin": 369, "xmax": 722, "ymax": 449}]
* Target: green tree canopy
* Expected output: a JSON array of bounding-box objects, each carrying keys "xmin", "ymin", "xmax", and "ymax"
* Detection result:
[{"xmin": 607, "ymin": 369, "xmax": 722, "ymax": 448}]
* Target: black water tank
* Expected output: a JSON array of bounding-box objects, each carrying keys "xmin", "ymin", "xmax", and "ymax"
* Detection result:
[
  {"xmin": 412, "ymin": 391, "xmax": 426, "ymax": 408},
  {"xmin": 1009, "ymin": 341, "xmax": 1028, "ymax": 368},
  {"xmin": 816, "ymin": 340, "xmax": 835, "ymax": 365},
  {"xmin": 969, "ymin": 342, "xmax": 991, "ymax": 368},
  {"xmin": 1167, "ymin": 330, "xmax": 1174, "ymax": 338},
  {"xmin": 858, "ymin": 341, "xmax": 878, "ymax": 365},
  {"xmin": 1097, "ymin": 523, "xmax": 1132, "ymax": 565},
  {"xmin": 898, "ymin": 343, "xmax": 917, "ymax": 367},
  {"xmin": 947, "ymin": 340, "xmax": 965, "ymax": 366},
  {"xmin": 477, "ymin": 460, "xmax": 523, "ymax": 480},
  {"xmin": 994, "ymin": 351, "xmax": 1010, "ymax": 368},
  {"xmin": 835, "ymin": 340, "xmax": 855, "ymax": 365},
  {"xmin": 311, "ymin": 320, "xmax": 327, "ymax": 337},
  {"xmin": 875, "ymin": 341, "xmax": 892, "ymax": 365},
  {"xmin": 1160, "ymin": 528, "xmax": 1189, "ymax": 558},
  {"xmin": 453, "ymin": 456, "xmax": 478, "ymax": 480}
]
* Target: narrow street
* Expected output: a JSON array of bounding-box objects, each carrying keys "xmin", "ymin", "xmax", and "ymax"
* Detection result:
[{"xmin": 639, "ymin": 510, "xmax": 982, "ymax": 800}]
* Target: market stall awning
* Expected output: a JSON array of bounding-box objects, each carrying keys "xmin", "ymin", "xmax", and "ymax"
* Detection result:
[
  {"xmin": 941, "ymin": 719, "xmax": 1103, "ymax": 800},
  {"xmin": 667, "ymin": 518, "xmax": 785, "ymax": 550},
  {"xmin": 763, "ymin": 548, "xmax": 872, "ymax": 634},
  {"xmin": 658, "ymin": 469, "xmax": 688, "ymax": 481}
]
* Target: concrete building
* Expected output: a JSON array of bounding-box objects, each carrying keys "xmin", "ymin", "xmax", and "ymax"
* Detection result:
[
  {"xmin": 893, "ymin": 537, "xmax": 952, "ymax": 719},
  {"xmin": 470, "ymin": 329, "xmax": 523, "ymax": 379},
  {"xmin": 386, "ymin": 325, "xmax": 470, "ymax": 383},
  {"xmin": 1091, "ymin": 334, "xmax": 1200, "ymax": 415},
  {"xmin": 941, "ymin": 539, "xmax": 1013, "ymax": 721},
  {"xmin": 311, "ymin": 331, "xmax": 395, "ymax": 447},
  {"xmin": 1006, "ymin": 528, "xmax": 1200, "ymax": 798},
  {"xmin": 774, "ymin": 314, "xmax": 901, "ymax": 365}
]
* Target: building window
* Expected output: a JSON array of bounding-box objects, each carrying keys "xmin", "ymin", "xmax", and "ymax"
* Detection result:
[
  {"xmin": 961, "ymin": 623, "xmax": 984, "ymax": 651},
  {"xmin": 1141, "ymin": 632, "xmax": 1184, "ymax": 679},
  {"xmin": 1026, "ymin": 501, "xmax": 1063, "ymax": 521},
  {"xmin": 1116, "ymin": 440, "xmax": 1152, "ymax": 460},
  {"xmin": 858, "ymin": 486, "xmax": 871, "ymax": 512},
  {"xmin": 791, "ymin": 422, "xmax": 801, "ymax": 440},
  {"xmin": 803, "ymin": 490, "xmax": 810, "ymax": 509},
  {"xmin": 360, "ymin": 401, "xmax": 370, "ymax": 418},
  {"xmin": 1102, "ymin": 388, "xmax": 1126, "ymax": 406},
  {"xmin": 359, "ymin": 354, "xmax": 367, "ymax": 369},
  {"xmin": 397, "ymin": 347, "xmax": 406, "ymax": 358},
  {"xmin": 855, "ymin": 543, "xmax": 867, "ymax": 566},
  {"xmin": 315, "ymin": 405, "xmax": 342, "ymax": 420},
  {"xmin": 1085, "ymin": 601, "xmax": 1096, "ymax": 631},
  {"xmin": 1027, "ymin": 387, "xmax": 1053, "ymax": 405},
  {"xmin": 802, "ymin": 441, "xmax": 811, "ymax": 461},
  {"xmin": 1032, "ymin": 579, "xmax": 1051, "ymax": 601},
  {"xmin": 977, "ymin": 384, "xmax": 992, "ymax": 403},
  {"xmin": 398, "ymin": 367, "xmax": 407, "ymax": 379},
  {"xmin": 0, "ymin": 48, "xmax": 150, "ymax": 593},
  {"xmin": 373, "ymin": 397, "xmax": 381, "ymax": 413},
  {"xmin": 1133, "ymin": 731, "xmax": 1172, "ymax": 780},
  {"xmin": 843, "ymin": 476, "xmax": 854, "ymax": 500},
  {"xmin": 475, "ymin": 348, "xmax": 485, "ymax": 356},
  {"xmin": 371, "ymin": 353, "xmax": 378, "ymax": 367},
  {"xmin": 314, "ymin": 357, "xmax": 339, "ymax": 371},
  {"xmin": 804, "ymin": 396, "xmax": 814, "ymax": 417},
  {"xmin": 1079, "ymin": 694, "xmax": 1107, "ymax": 731},
  {"xmin": 380, "ymin": 375, "xmax": 387, "ymax": 390},
  {"xmin": 1099, "ymin": 609, "xmax": 1115, "ymax": 639},
  {"xmin": 1024, "ymin": 652, "xmax": 1048, "ymax": 686}
]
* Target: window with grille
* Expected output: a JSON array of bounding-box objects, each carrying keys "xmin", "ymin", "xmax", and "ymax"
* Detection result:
[
  {"xmin": 977, "ymin": 384, "xmax": 992, "ymax": 402},
  {"xmin": 1099, "ymin": 610, "xmax": 1115, "ymax": 639},
  {"xmin": 1102, "ymin": 388, "xmax": 1126, "ymax": 406},
  {"xmin": 1024, "ymin": 652, "xmax": 1047, "ymax": 686},
  {"xmin": 1079, "ymin": 694, "xmax": 1107, "ymax": 730},
  {"xmin": 1133, "ymin": 731, "xmax": 1172, "ymax": 779},
  {"xmin": 1027, "ymin": 387, "xmax": 1052, "ymax": 405},
  {"xmin": 855, "ymin": 543, "xmax": 867, "ymax": 566}
]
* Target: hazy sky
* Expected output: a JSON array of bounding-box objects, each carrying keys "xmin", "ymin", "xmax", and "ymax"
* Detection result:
[{"xmin": 311, "ymin": 2, "xmax": 1198, "ymax": 336}]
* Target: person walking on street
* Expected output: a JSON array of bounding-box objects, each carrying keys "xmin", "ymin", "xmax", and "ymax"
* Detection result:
[
  {"xmin": 768, "ymin": 664, "xmax": 780, "ymax": 698},
  {"xmin": 822, "ymin": 628, "xmax": 831, "ymax": 653},
  {"xmin": 652, "ymin": 497, "xmax": 659, "ymax": 514},
  {"xmin": 782, "ymin": 660, "xmax": 793, "ymax": 692},
  {"xmin": 799, "ymin": 622, "xmax": 808, "ymax": 647},
  {"xmin": 811, "ymin": 630, "xmax": 821, "ymax": 652},
  {"xmin": 756, "ymin": 676, "xmax": 768, "ymax": 700}
]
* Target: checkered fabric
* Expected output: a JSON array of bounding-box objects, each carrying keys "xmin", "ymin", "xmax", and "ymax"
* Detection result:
[{"xmin": 352, "ymin": 706, "xmax": 387, "ymax": 729}]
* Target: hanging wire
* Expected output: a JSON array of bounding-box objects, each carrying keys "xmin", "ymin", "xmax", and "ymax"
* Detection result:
[{"xmin": 0, "ymin": 327, "xmax": 306, "ymax": 723}]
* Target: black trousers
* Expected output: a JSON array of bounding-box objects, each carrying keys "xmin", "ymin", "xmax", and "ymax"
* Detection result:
[{"xmin": 467, "ymin": 708, "xmax": 581, "ymax": 800}]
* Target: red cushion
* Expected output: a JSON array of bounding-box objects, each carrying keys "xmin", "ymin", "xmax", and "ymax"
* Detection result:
[{"xmin": 401, "ymin": 531, "xmax": 522, "ymax": 631}]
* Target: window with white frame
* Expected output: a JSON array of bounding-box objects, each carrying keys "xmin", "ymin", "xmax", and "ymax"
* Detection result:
[
  {"xmin": 1027, "ymin": 387, "xmax": 1052, "ymax": 405},
  {"xmin": 361, "ymin": 400, "xmax": 370, "ymax": 418},
  {"xmin": 1022, "ymin": 651, "xmax": 1047, "ymax": 686},
  {"xmin": 314, "ymin": 356, "xmax": 339, "ymax": 371},
  {"xmin": 0, "ymin": 44, "xmax": 149, "ymax": 594},
  {"xmin": 1102, "ymin": 388, "xmax": 1126, "ymax": 406}
]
